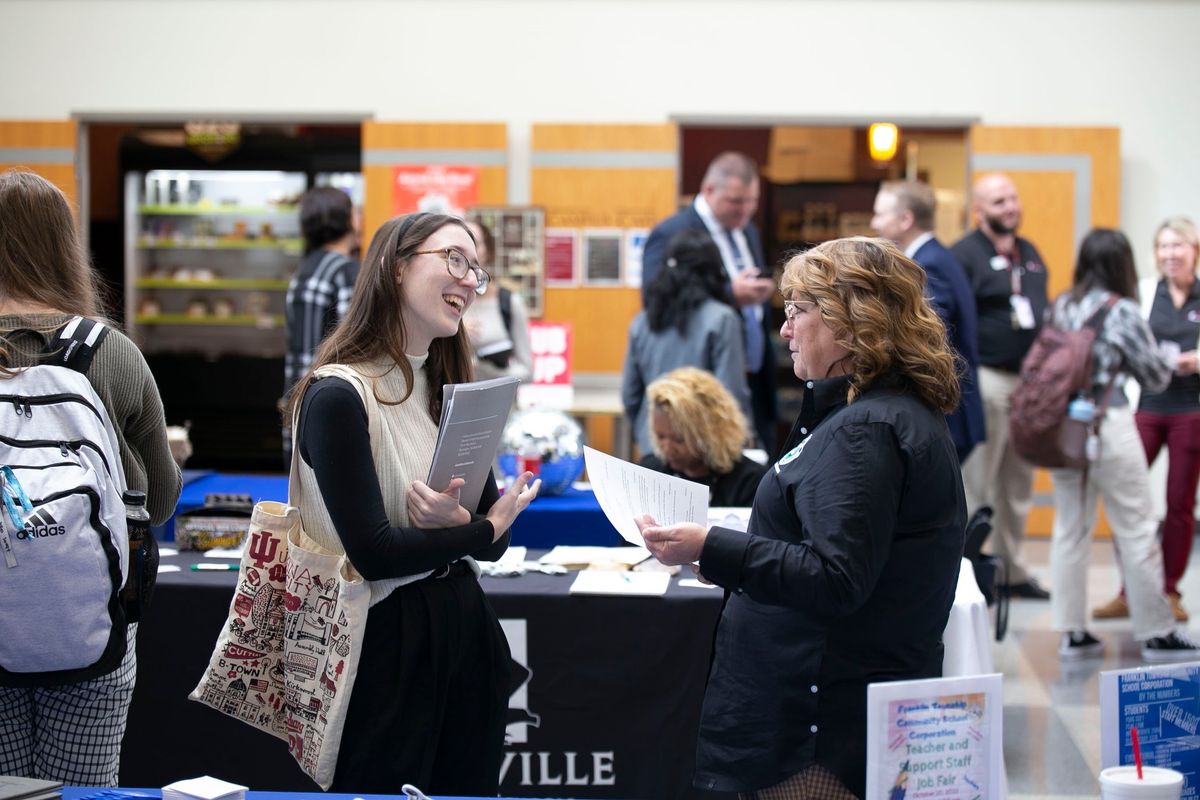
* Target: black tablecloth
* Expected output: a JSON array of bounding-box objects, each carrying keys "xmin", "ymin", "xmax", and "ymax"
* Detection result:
[{"xmin": 120, "ymin": 551, "xmax": 727, "ymax": 800}]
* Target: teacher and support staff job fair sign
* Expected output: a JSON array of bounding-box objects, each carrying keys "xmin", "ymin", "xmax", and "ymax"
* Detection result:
[{"xmin": 867, "ymin": 673, "xmax": 1004, "ymax": 799}]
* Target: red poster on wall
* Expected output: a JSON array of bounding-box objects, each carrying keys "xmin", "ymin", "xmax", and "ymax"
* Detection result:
[{"xmin": 391, "ymin": 165, "xmax": 480, "ymax": 215}]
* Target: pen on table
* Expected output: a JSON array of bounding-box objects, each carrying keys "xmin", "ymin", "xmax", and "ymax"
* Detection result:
[{"xmin": 191, "ymin": 563, "xmax": 240, "ymax": 571}]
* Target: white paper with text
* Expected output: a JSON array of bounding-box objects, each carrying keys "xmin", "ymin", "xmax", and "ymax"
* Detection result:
[{"xmin": 583, "ymin": 446, "xmax": 708, "ymax": 546}]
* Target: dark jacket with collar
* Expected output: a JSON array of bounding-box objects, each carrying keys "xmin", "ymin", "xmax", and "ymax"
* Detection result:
[
  {"xmin": 911, "ymin": 236, "xmax": 986, "ymax": 462},
  {"xmin": 642, "ymin": 205, "xmax": 778, "ymax": 451},
  {"xmin": 693, "ymin": 375, "xmax": 966, "ymax": 796}
]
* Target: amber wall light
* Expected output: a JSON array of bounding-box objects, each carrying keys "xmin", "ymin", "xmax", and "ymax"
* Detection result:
[{"xmin": 868, "ymin": 123, "xmax": 899, "ymax": 161}]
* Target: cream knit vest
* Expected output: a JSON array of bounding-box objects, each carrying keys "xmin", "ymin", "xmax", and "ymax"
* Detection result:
[{"xmin": 291, "ymin": 354, "xmax": 476, "ymax": 607}]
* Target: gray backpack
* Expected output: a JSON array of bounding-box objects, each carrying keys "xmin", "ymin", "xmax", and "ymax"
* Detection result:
[{"xmin": 0, "ymin": 317, "xmax": 130, "ymax": 687}]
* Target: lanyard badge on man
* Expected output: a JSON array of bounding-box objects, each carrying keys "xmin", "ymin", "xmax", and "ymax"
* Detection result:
[{"xmin": 1007, "ymin": 257, "xmax": 1037, "ymax": 330}]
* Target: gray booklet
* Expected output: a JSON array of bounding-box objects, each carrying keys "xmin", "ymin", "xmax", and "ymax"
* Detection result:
[{"xmin": 427, "ymin": 375, "xmax": 520, "ymax": 512}]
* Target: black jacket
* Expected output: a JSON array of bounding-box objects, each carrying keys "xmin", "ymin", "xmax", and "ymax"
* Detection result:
[{"xmin": 694, "ymin": 375, "xmax": 966, "ymax": 795}]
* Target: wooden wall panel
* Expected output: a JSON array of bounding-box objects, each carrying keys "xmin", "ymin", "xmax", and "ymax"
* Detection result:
[
  {"xmin": 360, "ymin": 122, "xmax": 507, "ymax": 244},
  {"xmin": 970, "ymin": 125, "xmax": 1121, "ymax": 539},
  {"xmin": 0, "ymin": 121, "xmax": 78, "ymax": 205},
  {"xmin": 531, "ymin": 123, "xmax": 678, "ymax": 454}
]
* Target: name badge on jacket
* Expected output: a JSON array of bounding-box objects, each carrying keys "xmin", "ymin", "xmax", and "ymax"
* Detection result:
[{"xmin": 1010, "ymin": 295, "xmax": 1036, "ymax": 330}]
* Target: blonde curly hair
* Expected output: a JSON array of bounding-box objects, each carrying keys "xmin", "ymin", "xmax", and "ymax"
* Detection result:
[
  {"xmin": 779, "ymin": 237, "xmax": 960, "ymax": 414},
  {"xmin": 645, "ymin": 367, "xmax": 749, "ymax": 474}
]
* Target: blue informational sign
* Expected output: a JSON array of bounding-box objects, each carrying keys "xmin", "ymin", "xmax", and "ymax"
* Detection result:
[{"xmin": 1100, "ymin": 663, "xmax": 1200, "ymax": 800}]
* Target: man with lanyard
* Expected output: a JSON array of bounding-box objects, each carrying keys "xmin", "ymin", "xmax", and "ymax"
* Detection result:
[
  {"xmin": 642, "ymin": 152, "xmax": 778, "ymax": 453},
  {"xmin": 952, "ymin": 172, "xmax": 1051, "ymax": 600}
]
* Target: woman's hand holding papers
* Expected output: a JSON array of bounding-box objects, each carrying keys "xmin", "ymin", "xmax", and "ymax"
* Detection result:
[
  {"xmin": 408, "ymin": 477, "xmax": 471, "ymax": 528},
  {"xmin": 485, "ymin": 471, "xmax": 541, "ymax": 543},
  {"xmin": 636, "ymin": 515, "xmax": 707, "ymax": 566}
]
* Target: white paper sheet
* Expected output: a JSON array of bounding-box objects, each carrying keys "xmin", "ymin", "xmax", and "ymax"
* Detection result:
[
  {"xmin": 539, "ymin": 545, "xmax": 651, "ymax": 567},
  {"xmin": 203, "ymin": 547, "xmax": 244, "ymax": 559},
  {"xmin": 476, "ymin": 546, "xmax": 527, "ymax": 566},
  {"xmin": 568, "ymin": 568, "xmax": 670, "ymax": 596},
  {"xmin": 583, "ymin": 446, "xmax": 708, "ymax": 546}
]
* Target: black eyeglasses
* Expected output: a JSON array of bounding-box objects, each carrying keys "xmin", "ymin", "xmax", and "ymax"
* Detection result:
[{"xmin": 412, "ymin": 248, "xmax": 491, "ymax": 295}]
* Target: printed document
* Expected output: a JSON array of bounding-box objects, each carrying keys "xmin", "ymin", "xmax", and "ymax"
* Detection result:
[
  {"xmin": 583, "ymin": 446, "xmax": 708, "ymax": 546},
  {"xmin": 428, "ymin": 376, "xmax": 519, "ymax": 511}
]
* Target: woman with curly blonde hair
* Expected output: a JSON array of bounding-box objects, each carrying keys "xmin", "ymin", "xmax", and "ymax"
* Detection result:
[
  {"xmin": 641, "ymin": 367, "xmax": 765, "ymax": 507},
  {"xmin": 637, "ymin": 237, "xmax": 966, "ymax": 799}
]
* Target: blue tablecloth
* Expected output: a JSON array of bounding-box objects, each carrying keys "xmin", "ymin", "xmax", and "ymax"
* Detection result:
[{"xmin": 164, "ymin": 472, "xmax": 621, "ymax": 549}]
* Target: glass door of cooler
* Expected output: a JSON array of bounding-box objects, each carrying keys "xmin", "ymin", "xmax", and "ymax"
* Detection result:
[{"xmin": 124, "ymin": 169, "xmax": 307, "ymax": 359}]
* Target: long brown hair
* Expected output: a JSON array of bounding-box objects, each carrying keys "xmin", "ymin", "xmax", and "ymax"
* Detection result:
[
  {"xmin": 0, "ymin": 170, "xmax": 109, "ymax": 369},
  {"xmin": 284, "ymin": 213, "xmax": 476, "ymax": 425},
  {"xmin": 780, "ymin": 237, "xmax": 960, "ymax": 414}
]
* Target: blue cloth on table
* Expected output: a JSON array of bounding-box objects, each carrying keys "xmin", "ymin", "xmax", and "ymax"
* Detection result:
[{"xmin": 160, "ymin": 473, "xmax": 622, "ymax": 549}]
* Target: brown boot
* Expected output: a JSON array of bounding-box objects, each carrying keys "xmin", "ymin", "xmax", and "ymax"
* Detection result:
[
  {"xmin": 1092, "ymin": 594, "xmax": 1130, "ymax": 619},
  {"xmin": 1169, "ymin": 592, "xmax": 1190, "ymax": 623}
]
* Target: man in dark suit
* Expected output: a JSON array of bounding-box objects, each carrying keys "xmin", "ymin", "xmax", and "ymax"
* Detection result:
[
  {"xmin": 871, "ymin": 179, "xmax": 986, "ymax": 463},
  {"xmin": 642, "ymin": 152, "xmax": 778, "ymax": 452}
]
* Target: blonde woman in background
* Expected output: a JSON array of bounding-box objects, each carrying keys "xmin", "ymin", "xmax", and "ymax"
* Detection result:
[
  {"xmin": 641, "ymin": 367, "xmax": 766, "ymax": 507},
  {"xmin": 1095, "ymin": 217, "xmax": 1200, "ymax": 623}
]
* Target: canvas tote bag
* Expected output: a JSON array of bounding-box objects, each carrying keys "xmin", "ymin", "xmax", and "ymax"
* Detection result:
[{"xmin": 191, "ymin": 365, "xmax": 381, "ymax": 789}]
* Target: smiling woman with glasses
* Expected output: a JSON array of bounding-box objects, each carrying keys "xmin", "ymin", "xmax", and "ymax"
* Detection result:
[
  {"xmin": 636, "ymin": 237, "xmax": 966, "ymax": 799},
  {"xmin": 283, "ymin": 212, "xmax": 540, "ymax": 795}
]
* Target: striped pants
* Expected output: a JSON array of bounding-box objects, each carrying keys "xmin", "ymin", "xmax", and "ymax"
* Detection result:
[{"xmin": 0, "ymin": 625, "xmax": 137, "ymax": 786}]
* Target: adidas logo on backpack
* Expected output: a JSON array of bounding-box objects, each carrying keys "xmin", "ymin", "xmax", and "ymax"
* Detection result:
[
  {"xmin": 0, "ymin": 316, "xmax": 131, "ymax": 687},
  {"xmin": 18, "ymin": 509, "xmax": 65, "ymax": 539}
]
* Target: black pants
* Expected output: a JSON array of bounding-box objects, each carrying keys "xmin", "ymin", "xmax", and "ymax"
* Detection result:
[{"xmin": 330, "ymin": 563, "xmax": 511, "ymax": 795}]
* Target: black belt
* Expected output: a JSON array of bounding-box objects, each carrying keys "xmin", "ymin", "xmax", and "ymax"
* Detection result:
[{"xmin": 425, "ymin": 560, "xmax": 472, "ymax": 581}]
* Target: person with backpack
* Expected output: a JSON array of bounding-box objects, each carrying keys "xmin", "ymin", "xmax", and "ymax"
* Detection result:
[
  {"xmin": 0, "ymin": 170, "xmax": 181, "ymax": 784},
  {"xmin": 1043, "ymin": 228, "xmax": 1200, "ymax": 661},
  {"xmin": 461, "ymin": 219, "xmax": 532, "ymax": 383}
]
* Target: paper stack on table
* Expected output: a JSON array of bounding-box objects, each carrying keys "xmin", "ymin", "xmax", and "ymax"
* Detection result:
[
  {"xmin": 539, "ymin": 545, "xmax": 651, "ymax": 568},
  {"xmin": 162, "ymin": 777, "xmax": 247, "ymax": 800},
  {"xmin": 569, "ymin": 569, "xmax": 670, "ymax": 596}
]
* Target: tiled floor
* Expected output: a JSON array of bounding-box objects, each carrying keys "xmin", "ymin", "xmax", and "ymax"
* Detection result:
[{"xmin": 1000, "ymin": 537, "xmax": 1199, "ymax": 799}]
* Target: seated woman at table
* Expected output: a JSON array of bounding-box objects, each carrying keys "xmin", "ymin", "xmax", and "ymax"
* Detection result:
[
  {"xmin": 0, "ymin": 170, "xmax": 181, "ymax": 786},
  {"xmin": 639, "ymin": 366, "xmax": 765, "ymax": 507},
  {"xmin": 285, "ymin": 212, "xmax": 540, "ymax": 795},
  {"xmin": 637, "ymin": 237, "xmax": 966, "ymax": 799}
]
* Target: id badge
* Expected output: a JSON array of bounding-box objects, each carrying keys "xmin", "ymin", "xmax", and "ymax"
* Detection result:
[{"xmin": 1010, "ymin": 295, "xmax": 1036, "ymax": 330}]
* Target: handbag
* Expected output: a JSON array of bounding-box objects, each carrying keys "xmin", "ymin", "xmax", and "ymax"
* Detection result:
[{"xmin": 191, "ymin": 368, "xmax": 380, "ymax": 789}]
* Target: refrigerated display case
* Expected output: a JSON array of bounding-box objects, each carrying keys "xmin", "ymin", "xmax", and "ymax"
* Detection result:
[{"xmin": 124, "ymin": 169, "xmax": 307, "ymax": 359}]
